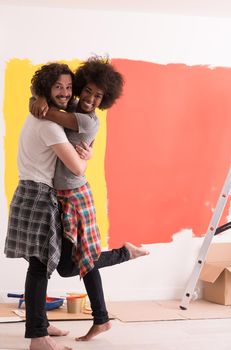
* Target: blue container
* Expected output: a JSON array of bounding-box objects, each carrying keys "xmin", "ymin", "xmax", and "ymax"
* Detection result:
[{"xmin": 7, "ymin": 293, "xmax": 64, "ymax": 310}]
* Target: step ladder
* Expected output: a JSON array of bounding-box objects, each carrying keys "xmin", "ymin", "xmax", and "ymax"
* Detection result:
[{"xmin": 179, "ymin": 167, "xmax": 231, "ymax": 310}]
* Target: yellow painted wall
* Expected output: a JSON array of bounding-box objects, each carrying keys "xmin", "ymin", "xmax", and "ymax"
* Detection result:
[{"xmin": 4, "ymin": 59, "xmax": 108, "ymax": 246}]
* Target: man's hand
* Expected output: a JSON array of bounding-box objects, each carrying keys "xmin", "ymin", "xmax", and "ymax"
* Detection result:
[
  {"xmin": 76, "ymin": 142, "xmax": 93, "ymax": 160},
  {"xmin": 30, "ymin": 96, "xmax": 49, "ymax": 118}
]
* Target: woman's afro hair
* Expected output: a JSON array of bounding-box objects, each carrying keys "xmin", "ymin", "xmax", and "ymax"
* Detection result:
[{"xmin": 74, "ymin": 56, "xmax": 124, "ymax": 110}]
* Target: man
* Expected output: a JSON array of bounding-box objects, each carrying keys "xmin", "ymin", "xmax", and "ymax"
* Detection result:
[{"xmin": 4, "ymin": 63, "xmax": 84, "ymax": 350}]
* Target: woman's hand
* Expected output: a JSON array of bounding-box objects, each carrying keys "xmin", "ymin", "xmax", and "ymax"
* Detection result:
[
  {"xmin": 76, "ymin": 142, "xmax": 93, "ymax": 160},
  {"xmin": 30, "ymin": 96, "xmax": 49, "ymax": 118}
]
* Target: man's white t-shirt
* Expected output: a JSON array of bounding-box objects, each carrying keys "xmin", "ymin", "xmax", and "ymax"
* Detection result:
[{"xmin": 18, "ymin": 114, "xmax": 68, "ymax": 187}]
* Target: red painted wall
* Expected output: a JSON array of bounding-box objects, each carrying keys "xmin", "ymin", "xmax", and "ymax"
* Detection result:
[{"xmin": 106, "ymin": 60, "xmax": 231, "ymax": 247}]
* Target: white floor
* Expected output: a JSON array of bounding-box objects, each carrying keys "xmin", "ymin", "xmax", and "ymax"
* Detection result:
[{"xmin": 1, "ymin": 317, "xmax": 231, "ymax": 350}]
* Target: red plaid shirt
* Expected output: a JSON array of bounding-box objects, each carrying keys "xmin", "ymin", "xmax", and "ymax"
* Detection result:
[{"xmin": 57, "ymin": 183, "xmax": 101, "ymax": 277}]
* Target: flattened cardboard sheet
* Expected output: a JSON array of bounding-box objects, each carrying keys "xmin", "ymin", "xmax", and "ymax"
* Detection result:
[
  {"xmin": 107, "ymin": 300, "xmax": 183, "ymax": 322},
  {"xmin": 157, "ymin": 299, "xmax": 231, "ymax": 320},
  {"xmin": 1, "ymin": 299, "xmax": 231, "ymax": 323},
  {"xmin": 107, "ymin": 299, "xmax": 231, "ymax": 322},
  {"xmin": 0, "ymin": 303, "xmax": 95, "ymax": 322}
]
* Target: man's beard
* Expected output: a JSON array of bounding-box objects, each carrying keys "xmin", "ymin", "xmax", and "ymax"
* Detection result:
[{"xmin": 49, "ymin": 97, "xmax": 70, "ymax": 110}]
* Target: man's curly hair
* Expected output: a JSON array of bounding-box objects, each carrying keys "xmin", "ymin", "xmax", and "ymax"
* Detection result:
[
  {"xmin": 74, "ymin": 56, "xmax": 124, "ymax": 110},
  {"xmin": 31, "ymin": 63, "xmax": 75, "ymax": 105}
]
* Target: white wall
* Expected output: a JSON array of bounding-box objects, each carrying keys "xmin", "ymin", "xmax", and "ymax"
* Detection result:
[{"xmin": 1, "ymin": 2, "xmax": 231, "ymax": 303}]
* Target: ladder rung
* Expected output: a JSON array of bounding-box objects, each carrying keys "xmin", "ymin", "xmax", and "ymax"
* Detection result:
[{"xmin": 215, "ymin": 222, "xmax": 231, "ymax": 235}]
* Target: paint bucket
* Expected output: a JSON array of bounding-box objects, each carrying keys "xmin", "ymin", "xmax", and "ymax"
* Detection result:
[{"xmin": 66, "ymin": 293, "xmax": 87, "ymax": 314}]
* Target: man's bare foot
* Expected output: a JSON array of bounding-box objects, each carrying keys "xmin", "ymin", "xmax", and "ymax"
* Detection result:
[
  {"xmin": 124, "ymin": 242, "xmax": 150, "ymax": 259},
  {"xmin": 75, "ymin": 321, "xmax": 111, "ymax": 341},
  {"xmin": 48, "ymin": 324, "xmax": 69, "ymax": 336},
  {"xmin": 30, "ymin": 335, "xmax": 72, "ymax": 350}
]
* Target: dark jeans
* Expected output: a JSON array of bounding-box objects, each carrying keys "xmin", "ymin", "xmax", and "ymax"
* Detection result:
[
  {"xmin": 25, "ymin": 257, "xmax": 49, "ymax": 338},
  {"xmin": 25, "ymin": 238, "xmax": 130, "ymax": 338}
]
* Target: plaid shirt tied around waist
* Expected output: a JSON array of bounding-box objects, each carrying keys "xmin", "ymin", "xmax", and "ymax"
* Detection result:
[
  {"xmin": 57, "ymin": 182, "xmax": 101, "ymax": 278},
  {"xmin": 4, "ymin": 180, "xmax": 62, "ymax": 277}
]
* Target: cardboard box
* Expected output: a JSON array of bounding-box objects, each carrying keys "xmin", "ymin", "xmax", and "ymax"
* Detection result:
[{"xmin": 200, "ymin": 243, "xmax": 231, "ymax": 305}]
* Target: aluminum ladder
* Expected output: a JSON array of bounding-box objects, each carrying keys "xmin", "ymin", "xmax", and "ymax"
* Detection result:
[{"xmin": 180, "ymin": 167, "xmax": 231, "ymax": 310}]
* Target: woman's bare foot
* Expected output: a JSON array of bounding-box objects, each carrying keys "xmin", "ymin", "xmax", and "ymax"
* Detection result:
[
  {"xmin": 124, "ymin": 242, "xmax": 150, "ymax": 259},
  {"xmin": 75, "ymin": 321, "xmax": 111, "ymax": 341},
  {"xmin": 30, "ymin": 335, "xmax": 72, "ymax": 350},
  {"xmin": 48, "ymin": 324, "xmax": 69, "ymax": 336}
]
